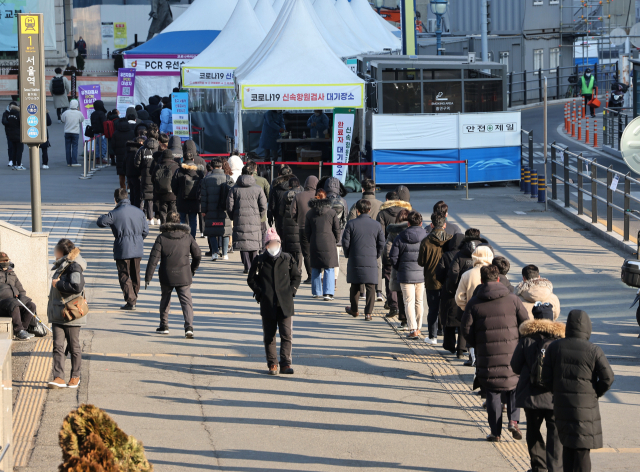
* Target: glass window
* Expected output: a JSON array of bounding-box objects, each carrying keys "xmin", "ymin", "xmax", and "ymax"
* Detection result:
[
  {"xmin": 382, "ymin": 69, "xmax": 396, "ymax": 80},
  {"xmin": 382, "ymin": 82, "xmax": 422, "ymax": 113},
  {"xmin": 397, "ymin": 69, "xmax": 420, "ymax": 80},
  {"xmin": 464, "ymin": 80, "xmax": 503, "ymax": 113},
  {"xmin": 423, "ymin": 82, "xmax": 462, "ymax": 113},
  {"xmin": 550, "ymin": 47, "xmax": 559, "ymax": 73},
  {"xmin": 432, "ymin": 70, "xmax": 461, "ymax": 80},
  {"xmin": 533, "ymin": 49, "xmax": 543, "ymax": 74},
  {"xmin": 499, "ymin": 51, "xmax": 509, "ymax": 73}
]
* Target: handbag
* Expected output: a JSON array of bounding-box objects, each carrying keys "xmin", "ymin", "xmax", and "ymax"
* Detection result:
[
  {"xmin": 84, "ymin": 124, "xmax": 95, "ymax": 138},
  {"xmin": 57, "ymin": 264, "xmax": 90, "ymax": 322},
  {"xmin": 588, "ymin": 87, "xmax": 601, "ymax": 108}
]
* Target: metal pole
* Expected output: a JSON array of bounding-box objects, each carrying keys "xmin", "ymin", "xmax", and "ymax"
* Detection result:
[
  {"xmin": 462, "ymin": 160, "xmax": 474, "ymax": 201},
  {"xmin": 481, "ymin": 0, "xmax": 488, "ymax": 62},
  {"xmin": 528, "ymin": 131, "xmax": 534, "ymax": 169},
  {"xmin": 607, "ymin": 166, "xmax": 613, "ymax": 232},
  {"xmin": 436, "ymin": 14, "xmax": 442, "ymax": 56},
  {"xmin": 544, "ymin": 77, "xmax": 548, "ymax": 211},
  {"xmin": 29, "ymin": 145, "xmax": 42, "ymax": 233},
  {"xmin": 270, "ymin": 160, "xmax": 274, "ymax": 183},
  {"xmin": 372, "ymin": 161, "xmax": 376, "ymax": 184},
  {"xmin": 318, "ymin": 161, "xmax": 322, "ymax": 180}
]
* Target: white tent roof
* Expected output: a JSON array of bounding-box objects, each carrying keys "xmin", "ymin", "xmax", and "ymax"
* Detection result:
[
  {"xmin": 334, "ymin": 0, "xmax": 388, "ymax": 52},
  {"xmin": 254, "ymin": 0, "xmax": 277, "ymax": 33},
  {"xmin": 249, "ymin": 0, "xmax": 259, "ymax": 6},
  {"xmin": 303, "ymin": 0, "xmax": 359, "ymax": 58},
  {"xmin": 350, "ymin": 0, "xmax": 401, "ymax": 50},
  {"xmin": 185, "ymin": 0, "xmax": 265, "ymax": 70},
  {"xmin": 273, "ymin": 0, "xmax": 285, "ymax": 13},
  {"xmin": 162, "ymin": 0, "xmax": 237, "ymax": 34},
  {"xmin": 378, "ymin": 14, "xmax": 400, "ymax": 33},
  {"xmin": 312, "ymin": 0, "xmax": 375, "ymax": 54},
  {"xmin": 235, "ymin": 0, "xmax": 363, "ymax": 102}
]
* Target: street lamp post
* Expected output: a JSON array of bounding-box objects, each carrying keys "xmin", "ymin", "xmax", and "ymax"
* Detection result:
[
  {"xmin": 375, "ymin": 0, "xmax": 384, "ymax": 14},
  {"xmin": 430, "ymin": 0, "xmax": 448, "ymax": 56}
]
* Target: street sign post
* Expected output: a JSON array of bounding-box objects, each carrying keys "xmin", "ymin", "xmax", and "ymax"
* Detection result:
[{"xmin": 18, "ymin": 13, "xmax": 46, "ymax": 233}]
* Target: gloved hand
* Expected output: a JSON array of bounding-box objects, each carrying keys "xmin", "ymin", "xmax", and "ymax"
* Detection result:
[
  {"xmin": 268, "ymin": 217, "xmax": 274, "ymax": 227},
  {"xmin": 145, "ymin": 281, "xmax": 149, "ymax": 290},
  {"xmin": 191, "ymin": 271, "xmax": 196, "ymax": 278},
  {"xmin": 291, "ymin": 287, "xmax": 297, "ymax": 298}
]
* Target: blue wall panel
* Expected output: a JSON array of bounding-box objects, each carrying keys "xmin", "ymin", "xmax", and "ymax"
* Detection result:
[
  {"xmin": 461, "ymin": 146, "xmax": 521, "ymax": 183},
  {"xmin": 373, "ymin": 149, "xmax": 461, "ymax": 185}
]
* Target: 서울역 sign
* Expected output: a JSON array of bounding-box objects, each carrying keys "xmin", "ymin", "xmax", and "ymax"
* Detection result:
[{"xmin": 18, "ymin": 13, "xmax": 46, "ymax": 145}]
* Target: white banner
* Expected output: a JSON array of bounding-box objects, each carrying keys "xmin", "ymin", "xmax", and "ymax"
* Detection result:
[
  {"xmin": 0, "ymin": 1, "xmax": 55, "ymax": 50},
  {"xmin": 332, "ymin": 110, "xmax": 356, "ymax": 184},
  {"xmin": 458, "ymin": 112, "xmax": 521, "ymax": 149},
  {"xmin": 182, "ymin": 67, "xmax": 235, "ymax": 89},
  {"xmin": 241, "ymin": 84, "xmax": 364, "ymax": 110},
  {"xmin": 371, "ymin": 114, "xmax": 459, "ymax": 150},
  {"xmin": 123, "ymin": 55, "xmax": 196, "ymax": 75}
]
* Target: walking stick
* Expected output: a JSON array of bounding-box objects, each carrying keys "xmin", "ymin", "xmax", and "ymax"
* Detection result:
[{"xmin": 16, "ymin": 298, "xmax": 53, "ymax": 334}]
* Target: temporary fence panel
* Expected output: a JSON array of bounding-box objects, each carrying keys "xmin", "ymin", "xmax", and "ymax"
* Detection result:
[
  {"xmin": 372, "ymin": 149, "xmax": 461, "ymax": 185},
  {"xmin": 371, "ymin": 114, "xmax": 458, "ymax": 150},
  {"xmin": 458, "ymin": 111, "xmax": 521, "ymax": 149},
  {"xmin": 460, "ymin": 146, "xmax": 521, "ymax": 183}
]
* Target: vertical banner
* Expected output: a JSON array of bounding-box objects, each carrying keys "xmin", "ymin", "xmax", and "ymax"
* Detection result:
[
  {"xmin": 114, "ymin": 22, "xmax": 127, "ymax": 49},
  {"xmin": 78, "ymin": 84, "xmax": 101, "ymax": 141},
  {"xmin": 172, "ymin": 92, "xmax": 189, "ymax": 141},
  {"xmin": 18, "ymin": 13, "xmax": 46, "ymax": 145},
  {"xmin": 332, "ymin": 108, "xmax": 356, "ymax": 184},
  {"xmin": 116, "ymin": 68, "xmax": 136, "ymax": 117},
  {"xmin": 234, "ymin": 99, "xmax": 243, "ymax": 153}
]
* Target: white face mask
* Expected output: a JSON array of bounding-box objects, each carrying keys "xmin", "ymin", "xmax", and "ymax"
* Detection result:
[
  {"xmin": 267, "ymin": 245, "xmax": 281, "ymax": 256},
  {"xmin": 586, "ymin": 73, "xmax": 591, "ymax": 77}
]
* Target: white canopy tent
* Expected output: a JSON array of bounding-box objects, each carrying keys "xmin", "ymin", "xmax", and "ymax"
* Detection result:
[
  {"xmin": 181, "ymin": 0, "xmax": 266, "ymax": 89},
  {"xmin": 350, "ymin": 0, "xmax": 401, "ymax": 50},
  {"xmin": 304, "ymin": 0, "xmax": 360, "ymax": 58},
  {"xmin": 254, "ymin": 0, "xmax": 277, "ymax": 33},
  {"xmin": 272, "ymin": 0, "xmax": 285, "ymax": 13},
  {"xmin": 378, "ymin": 15, "xmax": 400, "ymax": 34},
  {"xmin": 334, "ymin": 0, "xmax": 389, "ymax": 52},
  {"xmin": 312, "ymin": 0, "xmax": 375, "ymax": 55}
]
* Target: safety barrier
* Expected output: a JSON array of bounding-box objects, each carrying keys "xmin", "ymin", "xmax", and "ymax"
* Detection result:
[
  {"xmin": 79, "ymin": 135, "xmax": 107, "ymax": 180},
  {"xmin": 550, "ymin": 142, "xmax": 640, "ymax": 243},
  {"xmin": 191, "ymin": 125, "xmax": 205, "ymax": 152},
  {"xmin": 602, "ymin": 107, "xmax": 631, "ymax": 152}
]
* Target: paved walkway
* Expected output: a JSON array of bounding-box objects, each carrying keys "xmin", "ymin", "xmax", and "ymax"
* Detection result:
[{"xmin": 3, "ymin": 167, "xmax": 640, "ymax": 471}]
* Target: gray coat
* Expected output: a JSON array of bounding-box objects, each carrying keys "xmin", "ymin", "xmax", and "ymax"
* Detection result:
[
  {"xmin": 49, "ymin": 75, "xmax": 70, "ymax": 109},
  {"xmin": 47, "ymin": 248, "xmax": 87, "ymax": 327},
  {"xmin": 227, "ymin": 174, "xmax": 267, "ymax": 252},
  {"xmin": 342, "ymin": 214, "xmax": 385, "ymax": 285}
]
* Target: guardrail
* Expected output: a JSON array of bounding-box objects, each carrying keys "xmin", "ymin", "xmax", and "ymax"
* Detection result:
[
  {"xmin": 79, "ymin": 135, "xmax": 108, "ymax": 180},
  {"xmin": 550, "ymin": 142, "xmax": 640, "ymax": 246},
  {"xmin": 602, "ymin": 107, "xmax": 631, "ymax": 152}
]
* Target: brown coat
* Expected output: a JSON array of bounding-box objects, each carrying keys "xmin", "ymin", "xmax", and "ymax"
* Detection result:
[{"xmin": 417, "ymin": 227, "xmax": 452, "ymax": 290}]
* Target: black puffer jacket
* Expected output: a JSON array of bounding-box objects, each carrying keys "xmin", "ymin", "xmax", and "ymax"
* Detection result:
[
  {"xmin": 0, "ymin": 266, "xmax": 31, "ymax": 314},
  {"xmin": 377, "ymin": 200, "xmax": 413, "ymax": 239},
  {"xmin": 461, "ymin": 282, "xmax": 529, "ymax": 391},
  {"xmin": 436, "ymin": 233, "xmax": 465, "ymax": 328},
  {"xmin": 389, "ymin": 225, "xmax": 428, "ymax": 284},
  {"xmin": 541, "ymin": 310, "xmax": 615, "ymax": 449},
  {"xmin": 172, "ymin": 160, "xmax": 205, "ymax": 214},
  {"xmin": 280, "ymin": 185, "xmax": 303, "ymax": 254},
  {"xmin": 200, "ymin": 169, "xmax": 233, "ymax": 238},
  {"xmin": 145, "ymin": 222, "xmax": 202, "ymax": 287},
  {"xmin": 125, "ymin": 140, "xmax": 143, "ymax": 178},
  {"xmin": 342, "ymin": 214, "xmax": 385, "ymax": 285},
  {"xmin": 290, "ymin": 175, "xmax": 318, "ymax": 229},
  {"xmin": 3, "ymin": 104, "xmax": 20, "ymax": 142},
  {"xmin": 324, "ymin": 177, "xmax": 348, "ymax": 245},
  {"xmin": 169, "ymin": 136, "xmax": 183, "ymax": 163},
  {"xmin": 227, "ymin": 174, "xmax": 268, "ymax": 252},
  {"xmin": 113, "ymin": 117, "xmax": 136, "ymax": 176},
  {"xmin": 153, "ymin": 151, "xmax": 180, "ymax": 202},
  {"xmin": 305, "ymin": 198, "xmax": 340, "ymax": 269},
  {"xmin": 511, "ymin": 318, "xmax": 566, "ymax": 410},
  {"xmin": 446, "ymin": 236, "xmax": 492, "ymax": 294},
  {"xmin": 135, "ymin": 138, "xmax": 159, "ymax": 200},
  {"xmin": 269, "ymin": 174, "xmax": 294, "ymax": 233},
  {"xmin": 90, "ymin": 100, "xmax": 107, "ymax": 134}
]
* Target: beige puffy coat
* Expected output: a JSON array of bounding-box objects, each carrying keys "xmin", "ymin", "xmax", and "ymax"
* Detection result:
[
  {"xmin": 515, "ymin": 277, "xmax": 561, "ymax": 320},
  {"xmin": 455, "ymin": 246, "xmax": 494, "ymax": 310}
]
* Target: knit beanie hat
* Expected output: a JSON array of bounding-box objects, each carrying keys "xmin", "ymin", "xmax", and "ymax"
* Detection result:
[
  {"xmin": 69, "ymin": 99, "xmax": 79, "ymax": 110},
  {"xmin": 0, "ymin": 252, "xmax": 8, "ymax": 263},
  {"xmin": 532, "ymin": 301, "xmax": 554, "ymax": 321},
  {"xmin": 264, "ymin": 227, "xmax": 281, "ymax": 247},
  {"xmin": 183, "ymin": 140, "xmax": 198, "ymax": 160}
]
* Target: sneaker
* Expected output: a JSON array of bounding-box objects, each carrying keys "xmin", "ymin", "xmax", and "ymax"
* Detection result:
[
  {"xmin": 323, "ymin": 294, "xmax": 334, "ymax": 301},
  {"xmin": 385, "ymin": 307, "xmax": 399, "ymax": 318},
  {"xmin": 120, "ymin": 303, "xmax": 136, "ymax": 311},
  {"xmin": 42, "ymin": 165, "xmax": 49, "ymax": 169},
  {"xmin": 57, "ymin": 119, "xmax": 62, "ymax": 124},
  {"xmin": 407, "ymin": 330, "xmax": 421, "ymax": 339},
  {"xmin": 424, "ymin": 337, "xmax": 438, "ymax": 345},
  {"xmin": 376, "ymin": 291, "xmax": 384, "ymax": 302},
  {"xmin": 508, "ymin": 421, "xmax": 522, "ymax": 440},
  {"xmin": 302, "ymin": 278, "xmax": 311, "ymax": 284},
  {"xmin": 71, "ymin": 163, "xmax": 81, "ymax": 167},
  {"xmin": 311, "ymin": 294, "xmax": 320, "ymax": 298},
  {"xmin": 400, "ymin": 321, "xmax": 408, "ymax": 330},
  {"xmin": 280, "ymin": 365, "xmax": 294, "ymax": 374},
  {"xmin": 185, "ymin": 330, "xmax": 194, "ymax": 339},
  {"xmin": 156, "ymin": 326, "xmax": 169, "ymax": 335},
  {"xmin": 463, "ymin": 357, "xmax": 476, "ymax": 367},
  {"xmin": 211, "ymin": 253, "xmax": 219, "ymax": 261},
  {"xmin": 14, "ymin": 330, "xmax": 32, "ymax": 341},
  {"xmin": 48, "ymin": 377, "xmax": 67, "ymax": 389},
  {"xmin": 268, "ymin": 365, "xmax": 279, "ymax": 375},
  {"xmin": 360, "ymin": 294, "xmax": 366, "ymax": 300},
  {"xmin": 222, "ymin": 255, "xmax": 228, "ymax": 260},
  {"xmin": 486, "ymin": 434, "xmax": 501, "ymax": 442},
  {"xmin": 67, "ymin": 377, "xmax": 80, "ymax": 389},
  {"xmin": 7, "ymin": 161, "xmax": 12, "ymax": 167}
]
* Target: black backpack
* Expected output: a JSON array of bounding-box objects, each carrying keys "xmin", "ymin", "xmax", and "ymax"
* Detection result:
[
  {"xmin": 182, "ymin": 173, "xmax": 199, "ymax": 200},
  {"xmin": 328, "ymin": 195, "xmax": 345, "ymax": 229},
  {"xmin": 155, "ymin": 165, "xmax": 174, "ymax": 195},
  {"xmin": 530, "ymin": 337, "xmax": 555, "ymax": 388},
  {"xmin": 51, "ymin": 76, "xmax": 65, "ymax": 95}
]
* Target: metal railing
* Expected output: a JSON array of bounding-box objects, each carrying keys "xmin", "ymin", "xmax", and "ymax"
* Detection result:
[
  {"xmin": 508, "ymin": 63, "xmax": 618, "ymax": 108},
  {"xmin": 602, "ymin": 107, "xmax": 631, "ymax": 152},
  {"xmin": 521, "ymin": 129, "xmax": 534, "ymax": 169},
  {"xmin": 550, "ymin": 142, "xmax": 640, "ymax": 244}
]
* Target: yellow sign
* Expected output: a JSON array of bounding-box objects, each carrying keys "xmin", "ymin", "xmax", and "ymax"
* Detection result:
[
  {"xmin": 20, "ymin": 15, "xmax": 39, "ymax": 34},
  {"xmin": 114, "ymin": 23, "xmax": 127, "ymax": 48}
]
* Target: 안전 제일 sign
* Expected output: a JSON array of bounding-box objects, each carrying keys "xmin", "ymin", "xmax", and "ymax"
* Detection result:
[
  {"xmin": 18, "ymin": 13, "xmax": 46, "ymax": 145},
  {"xmin": 332, "ymin": 108, "xmax": 356, "ymax": 185}
]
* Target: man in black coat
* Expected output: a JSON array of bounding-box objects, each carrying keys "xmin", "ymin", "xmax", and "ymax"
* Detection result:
[
  {"xmin": 135, "ymin": 133, "xmax": 159, "ymax": 223},
  {"xmin": 153, "ymin": 148, "xmax": 180, "ymax": 224},
  {"xmin": 436, "ymin": 233, "xmax": 466, "ymax": 355},
  {"xmin": 201, "ymin": 159, "xmax": 233, "ymax": 261},
  {"xmin": 269, "ymin": 170, "xmax": 295, "ymax": 234},
  {"xmin": 90, "ymin": 100, "xmax": 108, "ymax": 163},
  {"xmin": 171, "ymin": 155, "xmax": 205, "ymax": 239},
  {"xmin": 3, "ymin": 103, "xmax": 23, "ymax": 169},
  {"xmin": 0, "ymin": 252, "xmax": 39, "ymax": 340},
  {"xmin": 462, "ymin": 265, "xmax": 529, "ymax": 442},
  {"xmin": 97, "ymin": 188, "xmax": 149, "ymax": 311},
  {"xmin": 511, "ymin": 303, "xmax": 565, "ymax": 472},
  {"xmin": 145, "ymin": 212, "xmax": 202, "ymax": 338},
  {"xmin": 247, "ymin": 228, "xmax": 302, "ymax": 375},
  {"xmin": 113, "ymin": 108, "xmax": 138, "ymax": 189},
  {"xmin": 542, "ymin": 310, "xmax": 615, "ymax": 472},
  {"xmin": 125, "ymin": 136, "xmax": 145, "ymax": 208},
  {"xmin": 342, "ymin": 199, "xmax": 385, "ymax": 320},
  {"xmin": 280, "ymin": 177, "xmax": 303, "ymax": 270},
  {"xmin": 290, "ymin": 175, "xmax": 318, "ymax": 283}
]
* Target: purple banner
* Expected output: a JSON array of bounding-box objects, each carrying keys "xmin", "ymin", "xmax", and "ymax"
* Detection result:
[
  {"xmin": 116, "ymin": 68, "xmax": 136, "ymax": 116},
  {"xmin": 78, "ymin": 84, "xmax": 101, "ymax": 141}
]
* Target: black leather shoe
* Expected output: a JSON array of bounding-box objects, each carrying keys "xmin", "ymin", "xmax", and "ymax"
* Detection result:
[
  {"xmin": 120, "ymin": 304, "xmax": 136, "ymax": 311},
  {"xmin": 302, "ymin": 278, "xmax": 311, "ymax": 284}
]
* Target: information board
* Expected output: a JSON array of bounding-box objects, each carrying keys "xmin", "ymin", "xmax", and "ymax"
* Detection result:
[
  {"xmin": 172, "ymin": 92, "xmax": 189, "ymax": 141},
  {"xmin": 18, "ymin": 13, "xmax": 46, "ymax": 145}
]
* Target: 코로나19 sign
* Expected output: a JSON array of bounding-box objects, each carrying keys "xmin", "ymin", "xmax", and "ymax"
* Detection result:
[
  {"xmin": 242, "ymin": 84, "xmax": 364, "ymax": 110},
  {"xmin": 18, "ymin": 13, "xmax": 46, "ymax": 145}
]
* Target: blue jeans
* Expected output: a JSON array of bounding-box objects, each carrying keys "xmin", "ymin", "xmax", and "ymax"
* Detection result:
[
  {"xmin": 64, "ymin": 133, "xmax": 79, "ymax": 165},
  {"xmin": 311, "ymin": 268, "xmax": 334, "ymax": 296},
  {"xmin": 97, "ymin": 134, "xmax": 107, "ymax": 160},
  {"xmin": 180, "ymin": 212, "xmax": 198, "ymax": 239},
  {"xmin": 208, "ymin": 236, "xmax": 229, "ymax": 256}
]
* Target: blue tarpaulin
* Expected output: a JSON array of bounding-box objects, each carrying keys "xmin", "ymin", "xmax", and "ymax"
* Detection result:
[{"xmin": 126, "ymin": 30, "xmax": 220, "ymax": 56}]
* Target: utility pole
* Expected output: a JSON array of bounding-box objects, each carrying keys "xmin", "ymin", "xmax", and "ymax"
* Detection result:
[{"xmin": 481, "ymin": 0, "xmax": 489, "ymax": 62}]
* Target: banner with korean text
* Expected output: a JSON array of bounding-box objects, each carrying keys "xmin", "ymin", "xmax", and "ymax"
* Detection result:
[
  {"xmin": 332, "ymin": 108, "xmax": 356, "ymax": 184},
  {"xmin": 116, "ymin": 68, "xmax": 136, "ymax": 117},
  {"xmin": 241, "ymin": 84, "xmax": 364, "ymax": 110},
  {"xmin": 172, "ymin": 92, "xmax": 189, "ymax": 141},
  {"xmin": 78, "ymin": 84, "xmax": 101, "ymax": 141},
  {"xmin": 182, "ymin": 67, "xmax": 235, "ymax": 88}
]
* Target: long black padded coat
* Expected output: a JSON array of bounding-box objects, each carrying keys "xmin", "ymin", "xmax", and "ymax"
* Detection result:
[
  {"xmin": 436, "ymin": 233, "xmax": 466, "ymax": 328},
  {"xmin": 134, "ymin": 138, "xmax": 159, "ymax": 200},
  {"xmin": 541, "ymin": 310, "xmax": 615, "ymax": 449},
  {"xmin": 280, "ymin": 186, "xmax": 303, "ymax": 254},
  {"xmin": 200, "ymin": 169, "xmax": 233, "ymax": 238},
  {"xmin": 227, "ymin": 174, "xmax": 267, "ymax": 252},
  {"xmin": 305, "ymin": 198, "xmax": 340, "ymax": 269},
  {"xmin": 145, "ymin": 223, "xmax": 202, "ymax": 287},
  {"xmin": 247, "ymin": 251, "xmax": 302, "ymax": 319},
  {"xmin": 342, "ymin": 214, "xmax": 385, "ymax": 285}
]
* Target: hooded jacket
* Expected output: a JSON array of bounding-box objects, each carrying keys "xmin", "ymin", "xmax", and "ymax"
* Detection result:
[
  {"xmin": 145, "ymin": 222, "xmax": 202, "ymax": 287},
  {"xmin": 2, "ymin": 104, "xmax": 20, "ymax": 142},
  {"xmin": 280, "ymin": 184, "xmax": 303, "ymax": 254},
  {"xmin": 515, "ymin": 278, "xmax": 561, "ymax": 321},
  {"xmin": 97, "ymin": 199, "xmax": 149, "ymax": 260},
  {"xmin": 113, "ymin": 111, "xmax": 137, "ymax": 175},
  {"xmin": 172, "ymin": 159, "xmax": 205, "ymax": 214},
  {"xmin": 348, "ymin": 192, "xmax": 383, "ymax": 221},
  {"xmin": 446, "ymin": 236, "xmax": 492, "ymax": 294},
  {"xmin": 377, "ymin": 200, "xmax": 413, "ymax": 239},
  {"xmin": 269, "ymin": 173, "xmax": 295, "ymax": 233},
  {"xmin": 305, "ymin": 198, "xmax": 340, "ymax": 269},
  {"xmin": 511, "ymin": 318, "xmax": 566, "ymax": 410},
  {"xmin": 227, "ymin": 174, "xmax": 268, "ymax": 252},
  {"xmin": 342, "ymin": 213, "xmax": 385, "ymax": 285},
  {"xmin": 228, "ymin": 155, "xmax": 244, "ymax": 182},
  {"xmin": 291, "ymin": 175, "xmax": 318, "ymax": 229},
  {"xmin": 182, "ymin": 140, "xmax": 206, "ymax": 169},
  {"xmin": 436, "ymin": 233, "xmax": 466, "ymax": 328},
  {"xmin": 146, "ymin": 96, "xmax": 162, "ymax": 122},
  {"xmin": 324, "ymin": 177, "xmax": 349, "ymax": 245},
  {"xmin": 125, "ymin": 140, "xmax": 143, "ymax": 178},
  {"xmin": 160, "ymin": 107, "xmax": 173, "ymax": 134},
  {"xmin": 169, "ymin": 136, "xmax": 183, "ymax": 162},
  {"xmin": 0, "ymin": 265, "xmax": 31, "ymax": 314},
  {"xmin": 200, "ymin": 168, "xmax": 233, "ymax": 238},
  {"xmin": 90, "ymin": 100, "xmax": 107, "ymax": 134},
  {"xmin": 454, "ymin": 246, "xmax": 494, "ymax": 310},
  {"xmin": 47, "ymin": 247, "xmax": 88, "ymax": 327},
  {"xmin": 135, "ymin": 137, "xmax": 159, "ymax": 199},
  {"xmin": 383, "ymin": 221, "xmax": 408, "ymax": 292},
  {"xmin": 418, "ymin": 227, "xmax": 453, "ymax": 290},
  {"xmin": 389, "ymin": 225, "xmax": 428, "ymax": 284},
  {"xmin": 541, "ymin": 310, "xmax": 615, "ymax": 449},
  {"xmin": 461, "ymin": 282, "xmax": 529, "ymax": 391},
  {"xmin": 153, "ymin": 150, "xmax": 180, "ymax": 202},
  {"xmin": 61, "ymin": 104, "xmax": 85, "ymax": 135}
]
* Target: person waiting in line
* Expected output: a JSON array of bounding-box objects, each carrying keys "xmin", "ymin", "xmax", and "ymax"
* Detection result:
[
  {"xmin": 201, "ymin": 159, "xmax": 233, "ymax": 261},
  {"xmin": 290, "ymin": 175, "xmax": 318, "ymax": 284},
  {"xmin": 160, "ymin": 96, "xmax": 173, "ymax": 134},
  {"xmin": 172, "ymin": 151, "xmax": 205, "ymax": 239},
  {"xmin": 61, "ymin": 100, "xmax": 85, "ymax": 167},
  {"xmin": 259, "ymin": 110, "xmax": 285, "ymax": 161},
  {"xmin": 383, "ymin": 209, "xmax": 410, "ymax": 329}
]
